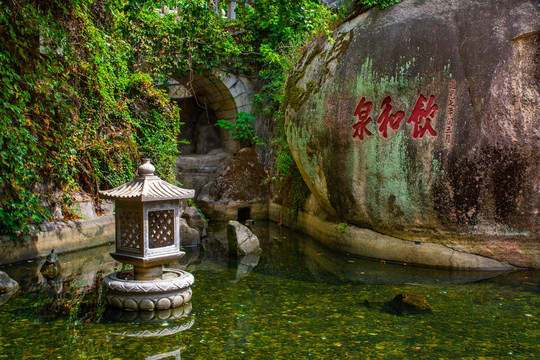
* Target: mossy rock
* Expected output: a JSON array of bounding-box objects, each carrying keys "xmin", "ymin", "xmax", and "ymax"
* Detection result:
[{"xmin": 382, "ymin": 293, "xmax": 432, "ymax": 315}]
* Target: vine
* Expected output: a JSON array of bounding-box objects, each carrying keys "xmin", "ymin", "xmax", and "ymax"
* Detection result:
[
  {"xmin": 0, "ymin": 0, "xmax": 182, "ymax": 236},
  {"xmin": 216, "ymin": 112, "xmax": 262, "ymax": 148}
]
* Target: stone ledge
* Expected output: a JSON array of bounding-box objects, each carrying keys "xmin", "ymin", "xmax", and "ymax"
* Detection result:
[
  {"xmin": 269, "ymin": 203, "xmax": 516, "ymax": 270},
  {"xmin": 0, "ymin": 215, "xmax": 115, "ymax": 266}
]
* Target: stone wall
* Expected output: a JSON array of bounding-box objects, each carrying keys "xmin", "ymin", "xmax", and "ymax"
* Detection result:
[{"xmin": 0, "ymin": 216, "xmax": 115, "ymax": 266}]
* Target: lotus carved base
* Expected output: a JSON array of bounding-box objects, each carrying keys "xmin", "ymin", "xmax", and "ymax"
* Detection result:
[{"xmin": 103, "ymin": 269, "xmax": 194, "ymax": 310}]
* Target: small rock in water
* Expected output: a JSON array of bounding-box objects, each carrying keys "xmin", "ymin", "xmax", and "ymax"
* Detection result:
[
  {"xmin": 362, "ymin": 299, "xmax": 384, "ymax": 307},
  {"xmin": 227, "ymin": 220, "xmax": 262, "ymax": 257},
  {"xmin": 0, "ymin": 271, "xmax": 19, "ymax": 305},
  {"xmin": 0, "ymin": 271, "xmax": 19, "ymax": 294},
  {"xmin": 382, "ymin": 293, "xmax": 432, "ymax": 315},
  {"xmin": 40, "ymin": 249, "xmax": 62, "ymax": 282}
]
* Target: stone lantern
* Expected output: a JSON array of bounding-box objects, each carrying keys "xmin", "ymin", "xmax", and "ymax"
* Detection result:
[{"xmin": 100, "ymin": 159, "xmax": 196, "ymax": 310}]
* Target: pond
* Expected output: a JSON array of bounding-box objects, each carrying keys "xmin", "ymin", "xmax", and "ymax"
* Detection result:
[{"xmin": 1, "ymin": 221, "xmax": 538, "ymax": 359}]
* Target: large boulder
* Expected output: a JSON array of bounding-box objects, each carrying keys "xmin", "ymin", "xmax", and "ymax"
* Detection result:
[
  {"xmin": 208, "ymin": 147, "xmax": 268, "ymax": 202},
  {"xmin": 284, "ymin": 0, "xmax": 539, "ymax": 268},
  {"xmin": 198, "ymin": 148, "xmax": 269, "ymax": 221}
]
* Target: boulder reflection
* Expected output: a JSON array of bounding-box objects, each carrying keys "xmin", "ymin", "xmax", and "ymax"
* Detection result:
[{"xmin": 300, "ymin": 237, "xmax": 512, "ymax": 285}]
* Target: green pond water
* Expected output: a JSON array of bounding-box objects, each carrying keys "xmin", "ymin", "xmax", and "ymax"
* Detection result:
[{"xmin": 0, "ymin": 221, "xmax": 538, "ymax": 359}]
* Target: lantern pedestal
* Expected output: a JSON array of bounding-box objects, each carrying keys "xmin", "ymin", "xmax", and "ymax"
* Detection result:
[
  {"xmin": 134, "ymin": 266, "xmax": 162, "ymax": 281},
  {"xmin": 103, "ymin": 269, "xmax": 194, "ymax": 311},
  {"xmin": 99, "ymin": 159, "xmax": 196, "ymax": 310}
]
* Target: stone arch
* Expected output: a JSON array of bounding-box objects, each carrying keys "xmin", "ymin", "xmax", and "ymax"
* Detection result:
[
  {"xmin": 170, "ymin": 69, "xmax": 254, "ymax": 154},
  {"xmin": 171, "ymin": 69, "xmax": 256, "ymax": 196}
]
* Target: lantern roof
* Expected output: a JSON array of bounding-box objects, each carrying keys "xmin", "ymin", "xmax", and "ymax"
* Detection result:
[{"xmin": 99, "ymin": 159, "xmax": 195, "ymax": 202}]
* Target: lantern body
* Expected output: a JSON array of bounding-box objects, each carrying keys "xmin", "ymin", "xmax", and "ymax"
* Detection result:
[
  {"xmin": 100, "ymin": 159, "xmax": 195, "ymax": 280},
  {"xmin": 111, "ymin": 200, "xmax": 184, "ymax": 276}
]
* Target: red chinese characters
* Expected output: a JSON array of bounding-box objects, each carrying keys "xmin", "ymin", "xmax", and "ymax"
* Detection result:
[
  {"xmin": 351, "ymin": 94, "xmax": 439, "ymax": 141},
  {"xmin": 407, "ymin": 95, "xmax": 438, "ymax": 139},
  {"xmin": 376, "ymin": 96, "xmax": 405, "ymax": 139},
  {"xmin": 352, "ymin": 97, "xmax": 373, "ymax": 141}
]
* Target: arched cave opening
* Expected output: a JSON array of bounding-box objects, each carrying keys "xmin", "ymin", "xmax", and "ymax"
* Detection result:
[
  {"xmin": 168, "ymin": 75, "xmax": 238, "ymax": 156},
  {"xmin": 173, "ymin": 96, "xmax": 222, "ymax": 155}
]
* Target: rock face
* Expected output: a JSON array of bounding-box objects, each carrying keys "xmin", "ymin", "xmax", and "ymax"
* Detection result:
[
  {"xmin": 179, "ymin": 218, "xmax": 201, "ymax": 247},
  {"xmin": 209, "ymin": 147, "xmax": 268, "ymax": 202},
  {"xmin": 195, "ymin": 124, "xmax": 222, "ymax": 155},
  {"xmin": 0, "ymin": 215, "xmax": 115, "ymax": 266},
  {"xmin": 284, "ymin": 0, "xmax": 540, "ymax": 268},
  {"xmin": 70, "ymin": 192, "xmax": 97, "ymax": 220},
  {"xmin": 198, "ymin": 148, "xmax": 269, "ymax": 221},
  {"xmin": 227, "ymin": 220, "xmax": 262, "ymax": 257},
  {"xmin": 175, "ymin": 148, "xmax": 234, "ymax": 197}
]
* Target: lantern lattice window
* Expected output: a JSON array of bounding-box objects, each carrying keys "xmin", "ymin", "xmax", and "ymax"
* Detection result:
[
  {"xmin": 148, "ymin": 209, "xmax": 175, "ymax": 248},
  {"xmin": 119, "ymin": 211, "xmax": 142, "ymax": 249}
]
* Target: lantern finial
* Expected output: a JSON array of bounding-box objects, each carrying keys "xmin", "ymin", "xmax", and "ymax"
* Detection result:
[{"xmin": 138, "ymin": 158, "xmax": 155, "ymax": 176}]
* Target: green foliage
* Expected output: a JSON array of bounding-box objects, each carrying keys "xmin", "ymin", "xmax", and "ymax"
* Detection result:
[
  {"xmin": 237, "ymin": 0, "xmax": 335, "ymax": 114},
  {"xmin": 274, "ymin": 146, "xmax": 296, "ymax": 178},
  {"xmin": 233, "ymin": 0, "xmax": 335, "ymax": 215},
  {"xmin": 0, "ymin": 0, "xmax": 182, "ymax": 236},
  {"xmin": 347, "ymin": 0, "xmax": 402, "ymax": 11},
  {"xmin": 217, "ymin": 112, "xmax": 262, "ymax": 148},
  {"xmin": 338, "ymin": 222, "xmax": 347, "ymax": 233},
  {"xmin": 124, "ymin": 0, "xmax": 242, "ymax": 81},
  {"xmin": 188, "ymin": 198, "xmax": 207, "ymax": 221},
  {"xmin": 290, "ymin": 168, "xmax": 311, "ymax": 213},
  {"xmin": 28, "ymin": 273, "xmax": 107, "ymax": 325}
]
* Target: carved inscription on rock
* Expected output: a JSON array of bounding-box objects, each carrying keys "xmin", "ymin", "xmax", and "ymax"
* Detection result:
[{"xmin": 352, "ymin": 94, "xmax": 439, "ymax": 141}]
